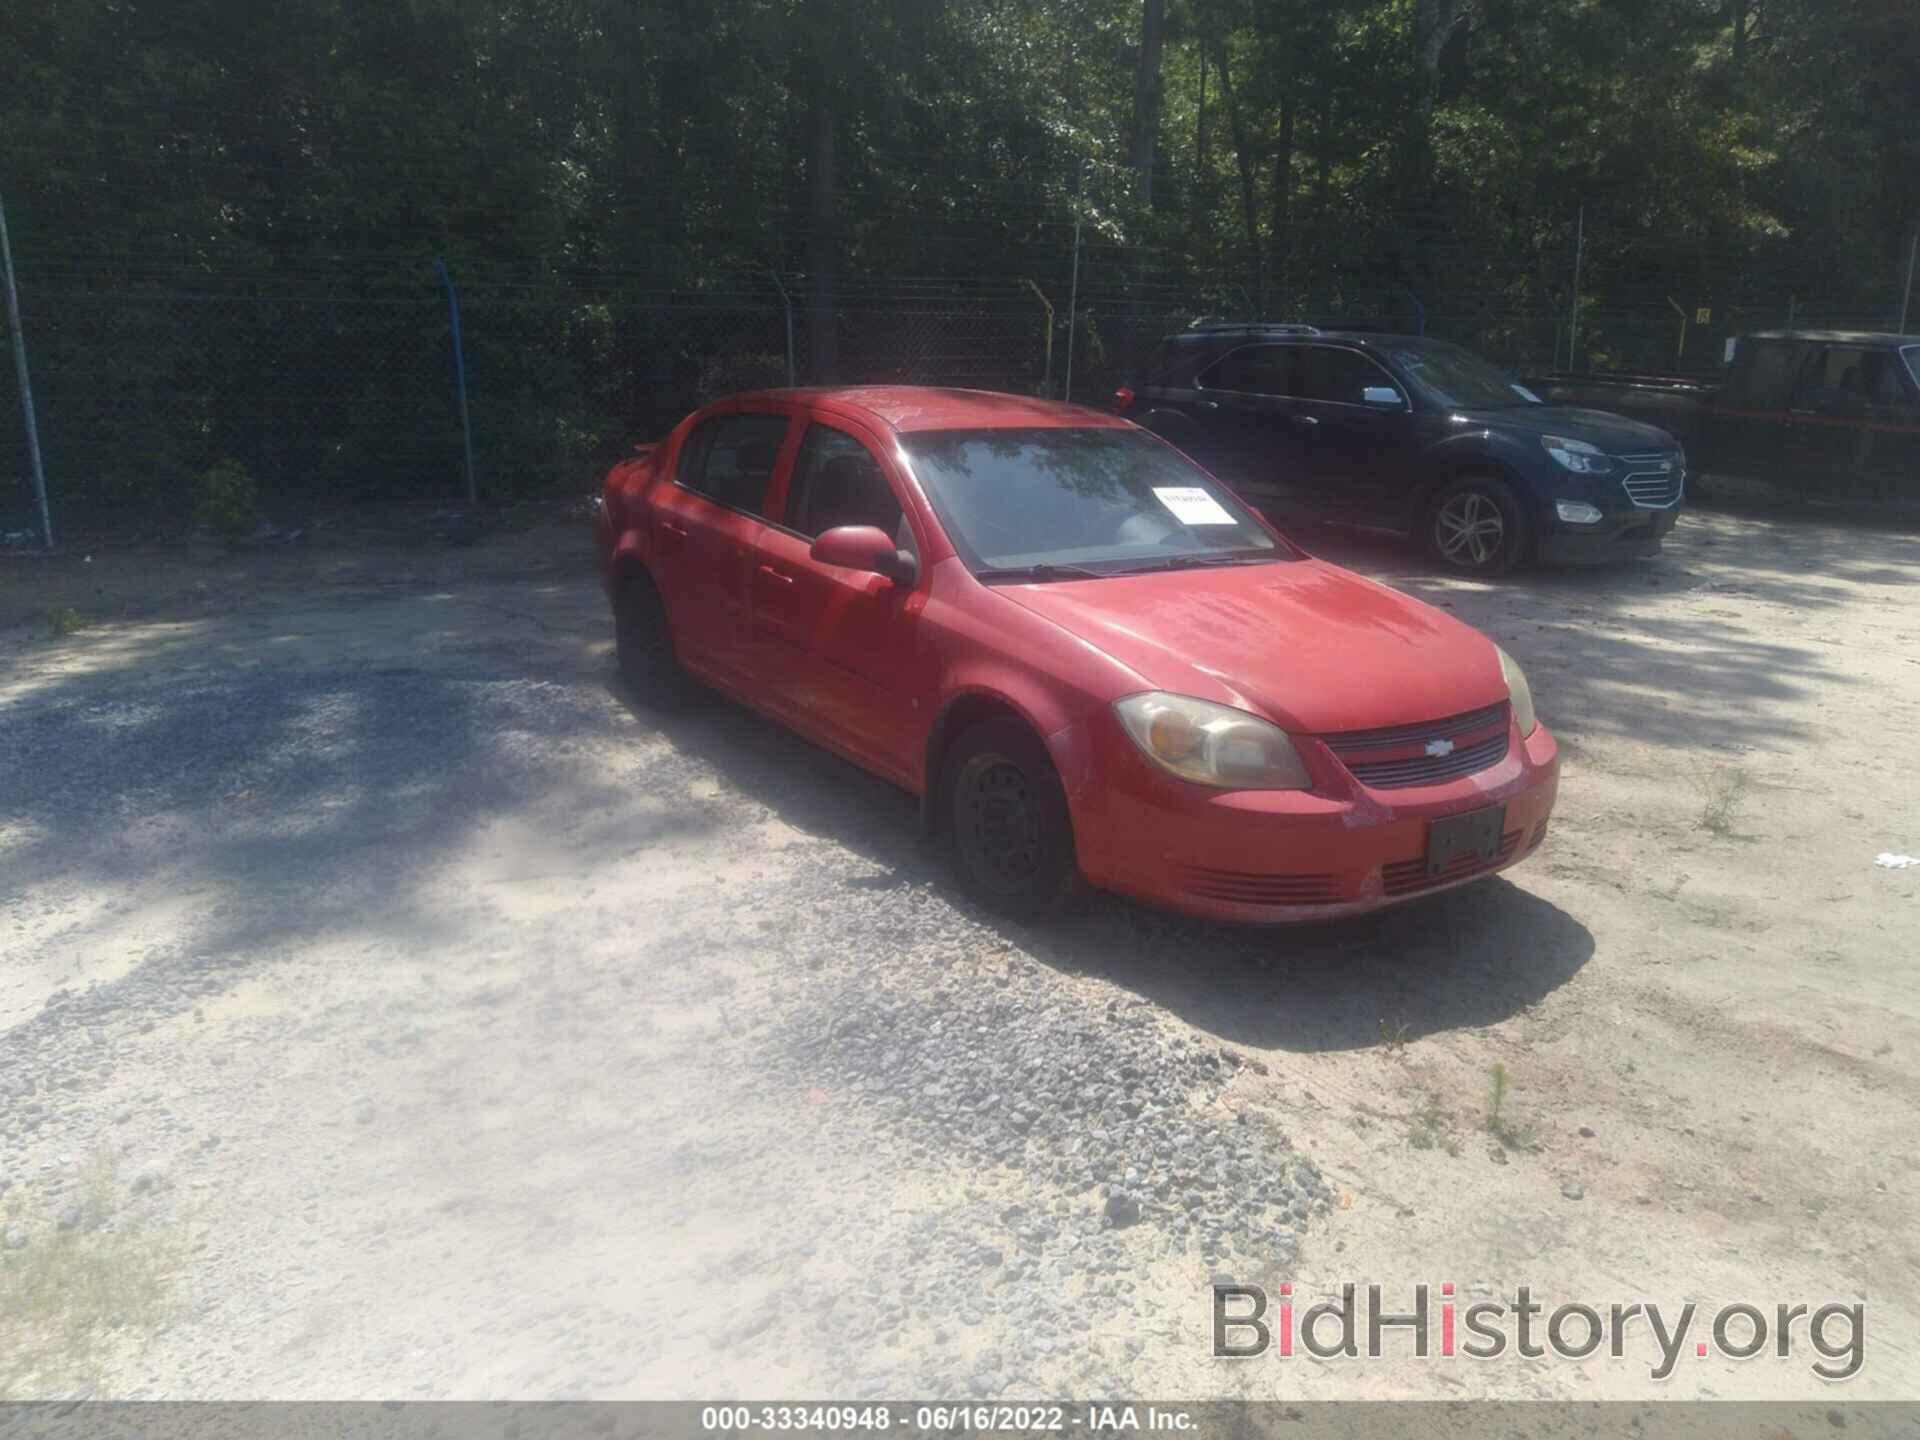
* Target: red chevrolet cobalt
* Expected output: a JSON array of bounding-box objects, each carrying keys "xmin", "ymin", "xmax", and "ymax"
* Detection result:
[{"xmin": 597, "ymin": 387, "xmax": 1558, "ymax": 922}]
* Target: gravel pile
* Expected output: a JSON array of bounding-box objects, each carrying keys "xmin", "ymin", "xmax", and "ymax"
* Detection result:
[
  {"xmin": 788, "ymin": 957, "xmax": 1330, "ymax": 1263},
  {"xmin": 763, "ymin": 877, "xmax": 1333, "ymax": 1395}
]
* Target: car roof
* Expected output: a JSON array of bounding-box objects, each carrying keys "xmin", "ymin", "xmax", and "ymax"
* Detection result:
[
  {"xmin": 729, "ymin": 385, "xmax": 1132, "ymax": 434},
  {"xmin": 1744, "ymin": 329, "xmax": 1916, "ymax": 346}
]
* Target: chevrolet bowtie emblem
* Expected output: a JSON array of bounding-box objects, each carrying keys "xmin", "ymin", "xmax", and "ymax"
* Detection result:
[{"xmin": 1425, "ymin": 738, "xmax": 1456, "ymax": 758}]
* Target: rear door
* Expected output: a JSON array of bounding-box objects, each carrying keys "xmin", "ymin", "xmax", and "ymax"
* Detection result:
[
  {"xmin": 1286, "ymin": 344, "xmax": 1420, "ymax": 520},
  {"xmin": 650, "ymin": 409, "xmax": 794, "ymax": 687},
  {"xmin": 1716, "ymin": 338, "xmax": 1801, "ymax": 475},
  {"xmin": 1185, "ymin": 343, "xmax": 1308, "ymax": 500},
  {"xmin": 748, "ymin": 418, "xmax": 928, "ymax": 786}
]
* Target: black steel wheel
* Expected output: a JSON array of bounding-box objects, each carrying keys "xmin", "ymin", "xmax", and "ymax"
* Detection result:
[
  {"xmin": 940, "ymin": 717, "xmax": 1087, "ymax": 920},
  {"xmin": 614, "ymin": 571, "xmax": 695, "ymax": 708}
]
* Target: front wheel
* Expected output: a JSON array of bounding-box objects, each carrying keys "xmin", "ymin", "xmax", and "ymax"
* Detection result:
[
  {"xmin": 1424, "ymin": 476, "xmax": 1531, "ymax": 575},
  {"xmin": 940, "ymin": 718, "xmax": 1087, "ymax": 921},
  {"xmin": 614, "ymin": 571, "xmax": 695, "ymax": 708}
]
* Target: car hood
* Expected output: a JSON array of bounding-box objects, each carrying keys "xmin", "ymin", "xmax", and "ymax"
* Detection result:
[
  {"xmin": 1454, "ymin": 403, "xmax": 1677, "ymax": 452},
  {"xmin": 995, "ymin": 559, "xmax": 1508, "ymax": 735}
]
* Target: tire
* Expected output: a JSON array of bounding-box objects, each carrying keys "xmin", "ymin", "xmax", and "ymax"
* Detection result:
[
  {"xmin": 939, "ymin": 717, "xmax": 1088, "ymax": 921},
  {"xmin": 614, "ymin": 570, "xmax": 695, "ymax": 708},
  {"xmin": 1423, "ymin": 474, "xmax": 1531, "ymax": 576}
]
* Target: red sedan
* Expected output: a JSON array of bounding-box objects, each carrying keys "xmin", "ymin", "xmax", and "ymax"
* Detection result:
[{"xmin": 596, "ymin": 387, "xmax": 1558, "ymax": 922}]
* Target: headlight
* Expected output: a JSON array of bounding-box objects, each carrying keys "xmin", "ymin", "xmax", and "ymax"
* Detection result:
[
  {"xmin": 1541, "ymin": 435, "xmax": 1612, "ymax": 474},
  {"xmin": 1496, "ymin": 647, "xmax": 1538, "ymax": 736},
  {"xmin": 1114, "ymin": 692, "xmax": 1311, "ymax": 790}
]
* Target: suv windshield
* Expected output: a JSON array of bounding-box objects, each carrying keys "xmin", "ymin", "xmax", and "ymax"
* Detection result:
[
  {"xmin": 1388, "ymin": 338, "xmax": 1538, "ymax": 409},
  {"xmin": 902, "ymin": 427, "xmax": 1294, "ymax": 576}
]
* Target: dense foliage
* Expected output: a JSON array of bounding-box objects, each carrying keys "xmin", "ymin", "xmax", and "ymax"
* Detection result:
[{"xmin": 2, "ymin": 0, "xmax": 1916, "ymax": 519}]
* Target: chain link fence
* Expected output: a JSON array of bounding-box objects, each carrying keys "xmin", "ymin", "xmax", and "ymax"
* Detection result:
[{"xmin": 2, "ymin": 257, "xmax": 1909, "ymax": 542}]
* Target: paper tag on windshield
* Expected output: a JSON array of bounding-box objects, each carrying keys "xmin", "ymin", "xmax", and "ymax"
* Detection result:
[{"xmin": 1152, "ymin": 487, "xmax": 1235, "ymax": 526}]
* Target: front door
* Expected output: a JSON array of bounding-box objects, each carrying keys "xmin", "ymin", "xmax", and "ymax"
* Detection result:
[
  {"xmin": 650, "ymin": 410, "xmax": 793, "ymax": 686},
  {"xmin": 1287, "ymin": 344, "xmax": 1420, "ymax": 520},
  {"xmin": 749, "ymin": 420, "xmax": 927, "ymax": 786}
]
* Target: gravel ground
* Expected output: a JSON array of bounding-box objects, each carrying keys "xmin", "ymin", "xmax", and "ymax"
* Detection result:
[{"xmin": 1, "ymin": 503, "xmax": 1916, "ymax": 1401}]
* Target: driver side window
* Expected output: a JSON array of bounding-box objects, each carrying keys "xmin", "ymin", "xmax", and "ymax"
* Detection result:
[
  {"xmin": 784, "ymin": 424, "xmax": 913, "ymax": 552},
  {"xmin": 1299, "ymin": 346, "xmax": 1405, "ymax": 406}
]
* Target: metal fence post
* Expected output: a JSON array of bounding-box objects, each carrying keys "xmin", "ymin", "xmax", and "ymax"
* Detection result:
[
  {"xmin": 1024, "ymin": 280, "xmax": 1054, "ymax": 397},
  {"xmin": 434, "ymin": 259, "xmax": 477, "ymax": 505},
  {"xmin": 1900, "ymin": 227, "xmax": 1917, "ymax": 335},
  {"xmin": 0, "ymin": 187, "xmax": 53, "ymax": 550},
  {"xmin": 1568, "ymin": 204, "xmax": 1585, "ymax": 372},
  {"xmin": 1666, "ymin": 296, "xmax": 1688, "ymax": 366},
  {"xmin": 769, "ymin": 270, "xmax": 796, "ymax": 385},
  {"xmin": 1399, "ymin": 286, "xmax": 1426, "ymax": 337}
]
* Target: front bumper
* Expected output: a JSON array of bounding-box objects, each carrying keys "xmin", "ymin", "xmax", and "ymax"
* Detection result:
[
  {"xmin": 1536, "ymin": 504, "xmax": 1678, "ymax": 564},
  {"xmin": 1059, "ymin": 713, "xmax": 1560, "ymax": 924}
]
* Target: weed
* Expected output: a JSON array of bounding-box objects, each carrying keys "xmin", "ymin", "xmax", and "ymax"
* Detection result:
[
  {"xmin": 1693, "ymin": 762, "xmax": 1751, "ymax": 835},
  {"xmin": 193, "ymin": 458, "xmax": 262, "ymax": 540},
  {"xmin": 45, "ymin": 607, "xmax": 90, "ymax": 638},
  {"xmin": 1485, "ymin": 1062, "xmax": 1534, "ymax": 1149},
  {"xmin": 1377, "ymin": 1017, "xmax": 1411, "ymax": 1055},
  {"xmin": 1408, "ymin": 1094, "xmax": 1460, "ymax": 1156},
  {"xmin": 0, "ymin": 1164, "xmax": 177, "ymax": 1398}
]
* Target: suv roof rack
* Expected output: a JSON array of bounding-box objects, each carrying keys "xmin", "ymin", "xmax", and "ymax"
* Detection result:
[{"xmin": 1182, "ymin": 321, "xmax": 1322, "ymax": 336}]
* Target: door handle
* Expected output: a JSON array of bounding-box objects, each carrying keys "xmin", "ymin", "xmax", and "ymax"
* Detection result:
[
  {"xmin": 1290, "ymin": 414, "xmax": 1320, "ymax": 428},
  {"xmin": 658, "ymin": 519, "xmax": 689, "ymax": 539},
  {"xmin": 1194, "ymin": 399, "xmax": 1220, "ymax": 412},
  {"xmin": 757, "ymin": 564, "xmax": 794, "ymax": 585}
]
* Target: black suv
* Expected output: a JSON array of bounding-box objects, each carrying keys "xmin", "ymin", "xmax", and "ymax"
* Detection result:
[{"xmin": 1117, "ymin": 324, "xmax": 1686, "ymax": 574}]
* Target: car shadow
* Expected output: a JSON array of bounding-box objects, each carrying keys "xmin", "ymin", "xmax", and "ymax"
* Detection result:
[{"xmin": 611, "ymin": 679, "xmax": 1593, "ymax": 1056}]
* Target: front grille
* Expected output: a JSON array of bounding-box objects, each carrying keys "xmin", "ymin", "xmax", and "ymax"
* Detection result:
[
  {"xmin": 1183, "ymin": 867, "xmax": 1341, "ymax": 907},
  {"xmin": 1617, "ymin": 451, "xmax": 1685, "ymax": 509},
  {"xmin": 1345, "ymin": 731, "xmax": 1509, "ymax": 789},
  {"xmin": 1381, "ymin": 829, "xmax": 1522, "ymax": 897},
  {"xmin": 1322, "ymin": 701, "xmax": 1511, "ymax": 790}
]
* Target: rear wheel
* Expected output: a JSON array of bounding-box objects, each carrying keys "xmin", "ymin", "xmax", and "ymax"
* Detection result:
[
  {"xmin": 1424, "ymin": 475, "xmax": 1530, "ymax": 575},
  {"xmin": 614, "ymin": 570, "xmax": 695, "ymax": 708},
  {"xmin": 940, "ymin": 717, "xmax": 1087, "ymax": 920}
]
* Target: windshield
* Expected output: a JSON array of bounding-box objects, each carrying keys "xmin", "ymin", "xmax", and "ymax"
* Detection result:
[
  {"xmin": 902, "ymin": 427, "xmax": 1294, "ymax": 576},
  {"xmin": 1389, "ymin": 338, "xmax": 1538, "ymax": 409}
]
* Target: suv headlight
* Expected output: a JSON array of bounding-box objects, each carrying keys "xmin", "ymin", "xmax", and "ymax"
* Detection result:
[
  {"xmin": 1541, "ymin": 435, "xmax": 1612, "ymax": 474},
  {"xmin": 1496, "ymin": 647, "xmax": 1538, "ymax": 736},
  {"xmin": 1114, "ymin": 692, "xmax": 1311, "ymax": 790}
]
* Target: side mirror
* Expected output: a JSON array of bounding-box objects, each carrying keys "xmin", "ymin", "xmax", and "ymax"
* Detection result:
[
  {"xmin": 810, "ymin": 524, "xmax": 918, "ymax": 585},
  {"xmin": 1361, "ymin": 385, "xmax": 1407, "ymax": 409}
]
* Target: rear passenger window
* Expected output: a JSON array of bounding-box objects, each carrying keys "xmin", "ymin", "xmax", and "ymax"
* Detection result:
[
  {"xmin": 1201, "ymin": 344, "xmax": 1298, "ymax": 396},
  {"xmin": 1729, "ymin": 342, "xmax": 1800, "ymax": 409},
  {"xmin": 677, "ymin": 413, "xmax": 789, "ymax": 515}
]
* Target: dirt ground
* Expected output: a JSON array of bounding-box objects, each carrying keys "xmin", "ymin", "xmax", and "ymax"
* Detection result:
[{"xmin": 1, "ymin": 498, "xmax": 1916, "ymax": 1404}]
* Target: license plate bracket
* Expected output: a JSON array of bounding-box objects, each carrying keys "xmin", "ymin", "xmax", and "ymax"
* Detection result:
[{"xmin": 1425, "ymin": 804, "xmax": 1506, "ymax": 876}]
